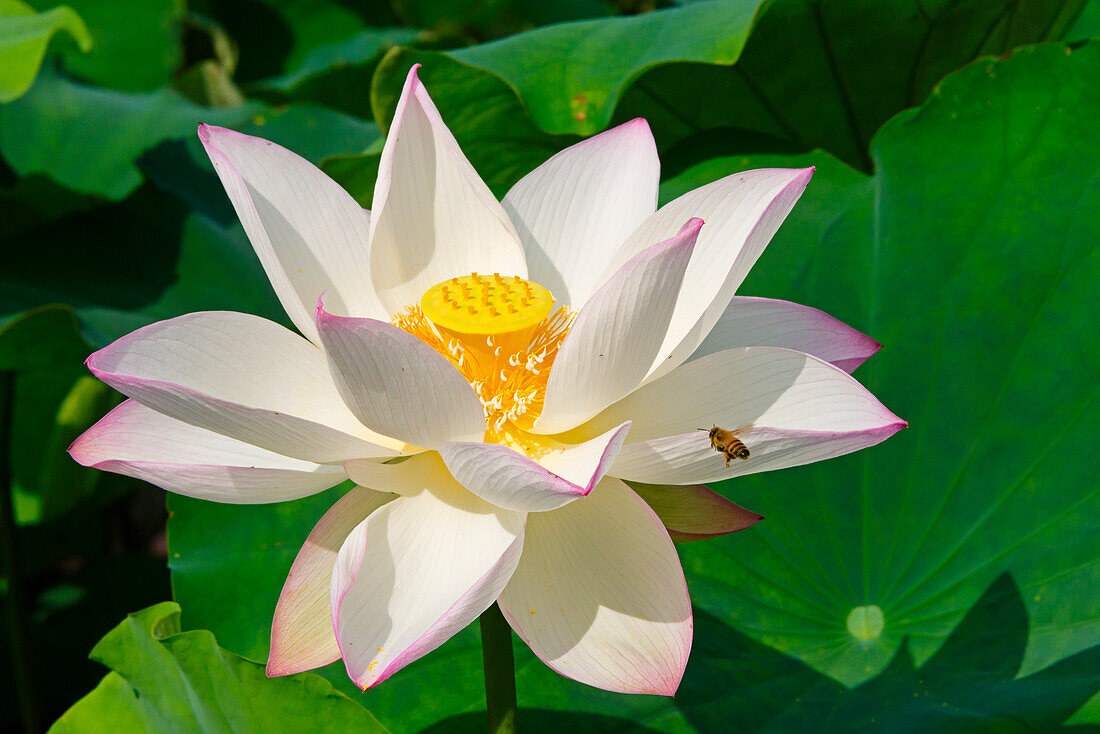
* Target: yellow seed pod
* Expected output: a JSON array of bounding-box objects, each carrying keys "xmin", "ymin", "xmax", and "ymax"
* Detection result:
[{"xmin": 421, "ymin": 273, "xmax": 553, "ymax": 336}]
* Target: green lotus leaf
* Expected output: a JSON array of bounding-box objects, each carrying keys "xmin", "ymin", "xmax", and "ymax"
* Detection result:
[
  {"xmin": 0, "ymin": 0, "xmax": 90, "ymax": 103},
  {"xmin": 48, "ymin": 602, "xmax": 391, "ymax": 733}
]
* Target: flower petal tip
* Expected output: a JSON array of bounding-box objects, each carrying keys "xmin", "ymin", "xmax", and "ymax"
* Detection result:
[
  {"xmin": 66, "ymin": 436, "xmax": 89, "ymax": 465},
  {"xmin": 620, "ymin": 117, "xmax": 655, "ymax": 139},
  {"xmin": 651, "ymin": 680, "xmax": 682, "ymax": 697},
  {"xmin": 879, "ymin": 417, "xmax": 908, "ymax": 437},
  {"xmin": 402, "ymin": 63, "xmax": 424, "ymax": 93},
  {"xmin": 195, "ymin": 123, "xmax": 234, "ymax": 147},
  {"xmin": 313, "ymin": 291, "xmax": 335, "ymax": 321},
  {"xmin": 651, "ymin": 218, "xmax": 703, "ymax": 258},
  {"xmin": 83, "ymin": 345, "xmax": 110, "ymax": 380},
  {"xmin": 648, "ymin": 640, "xmax": 689, "ymax": 698},
  {"xmin": 585, "ymin": 421, "xmax": 632, "ymax": 493},
  {"xmin": 682, "ymin": 216, "xmax": 705, "ymax": 234}
]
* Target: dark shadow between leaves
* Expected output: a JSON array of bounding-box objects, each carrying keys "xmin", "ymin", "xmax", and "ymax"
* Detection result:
[
  {"xmin": 0, "ymin": 186, "xmax": 187, "ymax": 317},
  {"xmin": 675, "ymin": 607, "xmax": 840, "ymax": 732}
]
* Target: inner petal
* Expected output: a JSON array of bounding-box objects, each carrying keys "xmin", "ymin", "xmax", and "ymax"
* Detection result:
[{"xmin": 393, "ymin": 273, "xmax": 573, "ymax": 449}]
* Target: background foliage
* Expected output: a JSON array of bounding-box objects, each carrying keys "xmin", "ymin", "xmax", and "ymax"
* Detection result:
[{"xmin": 1, "ymin": 0, "xmax": 1098, "ymax": 732}]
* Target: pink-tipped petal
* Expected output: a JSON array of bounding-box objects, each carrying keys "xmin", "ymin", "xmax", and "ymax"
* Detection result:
[
  {"xmin": 600, "ymin": 167, "xmax": 815, "ymax": 385},
  {"xmin": 612, "ymin": 423, "xmax": 906, "ymax": 485},
  {"xmin": 85, "ymin": 312, "xmax": 397, "ymax": 463},
  {"xmin": 198, "ymin": 125, "xmax": 385, "ymax": 343},
  {"xmin": 438, "ymin": 421, "xmax": 631, "ymax": 512},
  {"xmin": 499, "ymin": 477, "xmax": 691, "ymax": 695},
  {"xmin": 692, "ymin": 296, "xmax": 880, "ymax": 373},
  {"xmin": 315, "ymin": 301, "xmax": 485, "ymax": 449},
  {"xmin": 534, "ymin": 219, "xmax": 702, "ymax": 434},
  {"xmin": 330, "ymin": 482, "xmax": 525, "ymax": 689},
  {"xmin": 369, "ymin": 66, "xmax": 526, "ymax": 314},
  {"xmin": 582, "ymin": 346, "xmax": 905, "ymax": 485},
  {"xmin": 625, "ymin": 481, "xmax": 763, "ymax": 542},
  {"xmin": 69, "ymin": 400, "xmax": 345, "ymax": 503},
  {"xmin": 502, "ymin": 118, "xmax": 659, "ymax": 308},
  {"xmin": 268, "ymin": 487, "xmax": 396, "ymax": 677}
]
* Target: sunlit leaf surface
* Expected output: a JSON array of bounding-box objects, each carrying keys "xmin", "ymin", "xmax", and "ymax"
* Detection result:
[
  {"xmin": 48, "ymin": 602, "xmax": 392, "ymax": 734},
  {"xmin": 0, "ymin": 0, "xmax": 90, "ymax": 102}
]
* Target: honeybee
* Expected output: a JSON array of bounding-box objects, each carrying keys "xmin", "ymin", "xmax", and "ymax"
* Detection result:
[{"xmin": 699, "ymin": 426, "xmax": 750, "ymax": 466}]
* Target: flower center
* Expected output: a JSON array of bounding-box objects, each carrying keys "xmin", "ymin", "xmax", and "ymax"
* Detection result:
[
  {"xmin": 393, "ymin": 273, "xmax": 574, "ymax": 449},
  {"xmin": 420, "ymin": 272, "xmax": 554, "ymax": 337}
]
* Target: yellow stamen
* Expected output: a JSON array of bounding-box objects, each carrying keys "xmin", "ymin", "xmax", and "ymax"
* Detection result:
[{"xmin": 394, "ymin": 274, "xmax": 573, "ymax": 449}]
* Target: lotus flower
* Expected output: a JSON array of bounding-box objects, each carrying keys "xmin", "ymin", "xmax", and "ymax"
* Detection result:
[{"xmin": 69, "ymin": 66, "xmax": 904, "ymax": 696}]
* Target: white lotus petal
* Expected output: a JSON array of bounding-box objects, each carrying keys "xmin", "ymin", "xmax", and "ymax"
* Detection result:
[
  {"xmin": 600, "ymin": 167, "xmax": 814, "ymax": 385},
  {"xmin": 86, "ymin": 311, "xmax": 397, "ymax": 463},
  {"xmin": 580, "ymin": 347, "xmax": 905, "ymax": 484},
  {"xmin": 315, "ymin": 303, "xmax": 485, "ymax": 448},
  {"xmin": 692, "ymin": 296, "xmax": 880, "ymax": 373},
  {"xmin": 199, "ymin": 125, "xmax": 385, "ymax": 343},
  {"xmin": 502, "ymin": 118, "xmax": 659, "ymax": 308},
  {"xmin": 69, "ymin": 400, "xmax": 346, "ymax": 503},
  {"xmin": 344, "ymin": 450, "xmax": 452, "ymax": 497},
  {"xmin": 612, "ymin": 423, "xmax": 905, "ymax": 484},
  {"xmin": 268, "ymin": 487, "xmax": 396, "ymax": 676},
  {"xmin": 369, "ymin": 65, "xmax": 526, "ymax": 314},
  {"xmin": 534, "ymin": 219, "xmax": 701, "ymax": 434},
  {"xmin": 438, "ymin": 422, "xmax": 631, "ymax": 512},
  {"xmin": 499, "ymin": 477, "xmax": 690, "ymax": 695},
  {"xmin": 331, "ymin": 482, "xmax": 525, "ymax": 689}
]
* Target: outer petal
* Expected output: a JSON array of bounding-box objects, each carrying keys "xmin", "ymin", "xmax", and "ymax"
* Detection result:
[
  {"xmin": 86, "ymin": 312, "xmax": 397, "ymax": 463},
  {"xmin": 315, "ymin": 302, "xmax": 485, "ymax": 448},
  {"xmin": 583, "ymin": 347, "xmax": 905, "ymax": 484},
  {"xmin": 369, "ymin": 66, "xmax": 526, "ymax": 314},
  {"xmin": 624, "ymin": 481, "xmax": 763, "ymax": 542},
  {"xmin": 331, "ymin": 482, "xmax": 525, "ymax": 689},
  {"xmin": 502, "ymin": 118, "xmax": 659, "ymax": 308},
  {"xmin": 599, "ymin": 168, "xmax": 814, "ymax": 384},
  {"xmin": 268, "ymin": 487, "xmax": 396, "ymax": 676},
  {"xmin": 199, "ymin": 125, "xmax": 385, "ymax": 343},
  {"xmin": 69, "ymin": 400, "xmax": 345, "ymax": 503},
  {"xmin": 437, "ymin": 422, "xmax": 631, "ymax": 512},
  {"xmin": 498, "ymin": 477, "xmax": 691, "ymax": 695},
  {"xmin": 534, "ymin": 219, "xmax": 701, "ymax": 434},
  {"xmin": 691, "ymin": 296, "xmax": 880, "ymax": 373}
]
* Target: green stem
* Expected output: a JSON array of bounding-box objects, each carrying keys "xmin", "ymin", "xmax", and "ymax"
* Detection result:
[
  {"xmin": 479, "ymin": 602, "xmax": 517, "ymax": 734},
  {"xmin": 0, "ymin": 371, "xmax": 37, "ymax": 734}
]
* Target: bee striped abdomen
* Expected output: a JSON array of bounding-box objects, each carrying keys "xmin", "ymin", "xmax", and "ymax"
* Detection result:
[
  {"xmin": 721, "ymin": 437, "xmax": 750, "ymax": 465},
  {"xmin": 703, "ymin": 426, "xmax": 751, "ymax": 467}
]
